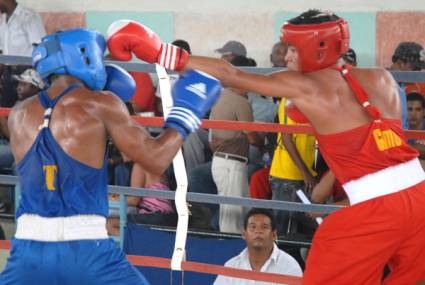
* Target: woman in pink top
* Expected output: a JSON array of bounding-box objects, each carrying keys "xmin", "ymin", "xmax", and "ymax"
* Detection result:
[{"xmin": 107, "ymin": 163, "xmax": 176, "ymax": 236}]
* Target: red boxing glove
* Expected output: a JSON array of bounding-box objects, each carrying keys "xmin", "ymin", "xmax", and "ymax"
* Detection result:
[{"xmin": 107, "ymin": 20, "xmax": 188, "ymax": 71}]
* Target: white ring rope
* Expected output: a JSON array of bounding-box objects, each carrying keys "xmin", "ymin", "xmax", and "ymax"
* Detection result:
[{"xmin": 156, "ymin": 65, "xmax": 189, "ymax": 271}]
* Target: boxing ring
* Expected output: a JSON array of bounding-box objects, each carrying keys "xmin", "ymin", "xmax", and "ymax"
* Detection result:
[{"xmin": 0, "ymin": 55, "xmax": 425, "ymax": 284}]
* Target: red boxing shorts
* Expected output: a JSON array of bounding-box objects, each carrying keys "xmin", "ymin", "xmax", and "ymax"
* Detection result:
[{"xmin": 303, "ymin": 180, "xmax": 425, "ymax": 284}]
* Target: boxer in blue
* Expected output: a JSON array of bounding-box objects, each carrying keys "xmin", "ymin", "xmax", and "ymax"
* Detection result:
[{"xmin": 0, "ymin": 28, "xmax": 221, "ymax": 285}]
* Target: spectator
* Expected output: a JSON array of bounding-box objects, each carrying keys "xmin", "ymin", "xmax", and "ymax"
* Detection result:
[
  {"xmin": 215, "ymin": 40, "xmax": 247, "ymax": 62},
  {"xmin": 307, "ymin": 168, "xmax": 349, "ymax": 224},
  {"xmin": 214, "ymin": 208, "xmax": 302, "ymax": 284},
  {"xmin": 172, "ymin": 39, "xmax": 191, "ymax": 54},
  {"xmin": 249, "ymin": 168, "xmax": 272, "ymax": 200},
  {"xmin": 407, "ymin": 92, "xmax": 425, "ymax": 131},
  {"xmin": 183, "ymin": 128, "xmax": 212, "ymax": 172},
  {"xmin": 108, "ymin": 145, "xmax": 133, "ymax": 187},
  {"xmin": 0, "ymin": 0, "xmax": 46, "ymax": 107},
  {"xmin": 269, "ymin": 96, "xmax": 317, "ymax": 235},
  {"xmin": 384, "ymin": 44, "xmax": 410, "ymax": 129},
  {"xmin": 210, "ymin": 55, "xmax": 263, "ymax": 233},
  {"xmin": 183, "ymin": 114, "xmax": 217, "ymax": 230},
  {"xmin": 128, "ymin": 164, "xmax": 176, "ymax": 224},
  {"xmin": 270, "ymin": 41, "xmax": 288, "ymax": 68},
  {"xmin": 0, "ymin": 0, "xmax": 45, "ymax": 56},
  {"xmin": 302, "ymin": 169, "xmax": 348, "ymax": 263},
  {"xmin": 390, "ymin": 41, "xmax": 425, "ymax": 97},
  {"xmin": 187, "ymin": 161, "xmax": 218, "ymax": 230},
  {"xmin": 155, "ymin": 39, "xmax": 192, "ymax": 99},
  {"xmin": 13, "ymin": 68, "xmax": 44, "ymax": 100},
  {"xmin": 391, "ymin": 42, "xmax": 425, "ymax": 71},
  {"xmin": 407, "ymin": 92, "xmax": 425, "ymax": 162},
  {"xmin": 106, "ymin": 102, "xmax": 136, "ymax": 187},
  {"xmin": 107, "ymin": 164, "xmax": 176, "ymax": 236}
]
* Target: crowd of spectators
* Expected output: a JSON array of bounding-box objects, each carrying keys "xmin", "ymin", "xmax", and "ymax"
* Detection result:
[{"xmin": 1, "ymin": 3, "xmax": 425, "ymax": 278}]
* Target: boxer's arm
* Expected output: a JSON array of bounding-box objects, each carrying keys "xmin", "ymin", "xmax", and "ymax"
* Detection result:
[
  {"xmin": 107, "ymin": 20, "xmax": 315, "ymax": 100},
  {"xmin": 184, "ymin": 56, "xmax": 316, "ymax": 100},
  {"xmin": 98, "ymin": 93, "xmax": 183, "ymax": 176},
  {"xmin": 311, "ymin": 171, "xmax": 335, "ymax": 204}
]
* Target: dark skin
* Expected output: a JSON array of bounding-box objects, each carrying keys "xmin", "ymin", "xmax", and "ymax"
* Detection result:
[
  {"xmin": 184, "ymin": 49, "xmax": 401, "ymax": 136},
  {"xmin": 8, "ymin": 75, "xmax": 183, "ymax": 176},
  {"xmin": 270, "ymin": 41, "xmax": 288, "ymax": 68},
  {"xmin": 16, "ymin": 81, "xmax": 40, "ymax": 101},
  {"xmin": 242, "ymin": 214, "xmax": 277, "ymax": 271},
  {"xmin": 390, "ymin": 59, "xmax": 418, "ymax": 71},
  {"xmin": 407, "ymin": 99, "xmax": 425, "ymax": 158},
  {"xmin": 0, "ymin": 0, "xmax": 16, "ymax": 20}
]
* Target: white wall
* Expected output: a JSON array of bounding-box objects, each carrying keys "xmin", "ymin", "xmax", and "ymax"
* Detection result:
[
  {"xmin": 19, "ymin": 0, "xmax": 425, "ymax": 67},
  {"xmin": 19, "ymin": 0, "xmax": 425, "ymax": 13}
]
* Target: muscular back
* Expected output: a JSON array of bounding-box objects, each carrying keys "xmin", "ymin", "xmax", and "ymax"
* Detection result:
[
  {"xmin": 8, "ymin": 75, "xmax": 184, "ymax": 175},
  {"xmin": 9, "ymin": 79, "xmax": 108, "ymax": 169}
]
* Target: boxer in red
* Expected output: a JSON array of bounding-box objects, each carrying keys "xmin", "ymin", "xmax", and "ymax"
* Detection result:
[{"xmin": 107, "ymin": 9, "xmax": 425, "ymax": 284}]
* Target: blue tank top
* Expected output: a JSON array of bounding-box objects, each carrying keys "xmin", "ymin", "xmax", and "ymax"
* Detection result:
[{"xmin": 16, "ymin": 84, "xmax": 109, "ymax": 218}]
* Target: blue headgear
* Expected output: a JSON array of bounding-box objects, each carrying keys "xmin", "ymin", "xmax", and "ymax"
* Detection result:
[{"xmin": 32, "ymin": 28, "xmax": 107, "ymax": 91}]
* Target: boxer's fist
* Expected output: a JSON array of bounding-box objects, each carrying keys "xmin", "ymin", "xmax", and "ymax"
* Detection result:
[
  {"xmin": 107, "ymin": 20, "xmax": 189, "ymax": 71},
  {"xmin": 165, "ymin": 70, "xmax": 222, "ymax": 139},
  {"xmin": 104, "ymin": 64, "xmax": 136, "ymax": 102}
]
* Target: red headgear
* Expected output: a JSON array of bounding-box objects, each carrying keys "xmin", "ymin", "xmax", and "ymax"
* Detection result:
[{"xmin": 281, "ymin": 18, "xmax": 350, "ymax": 73}]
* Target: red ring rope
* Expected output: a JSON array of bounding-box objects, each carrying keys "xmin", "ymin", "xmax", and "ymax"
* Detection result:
[{"xmin": 1, "ymin": 107, "xmax": 424, "ymax": 139}]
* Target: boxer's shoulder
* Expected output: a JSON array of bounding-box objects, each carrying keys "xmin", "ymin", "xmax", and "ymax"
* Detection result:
[{"xmin": 350, "ymin": 67, "xmax": 390, "ymax": 81}]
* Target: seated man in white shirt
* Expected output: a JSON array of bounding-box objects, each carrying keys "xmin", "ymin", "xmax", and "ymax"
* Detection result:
[
  {"xmin": 214, "ymin": 208, "xmax": 303, "ymax": 284},
  {"xmin": 0, "ymin": 0, "xmax": 46, "ymax": 56},
  {"xmin": 0, "ymin": 0, "xmax": 46, "ymax": 106}
]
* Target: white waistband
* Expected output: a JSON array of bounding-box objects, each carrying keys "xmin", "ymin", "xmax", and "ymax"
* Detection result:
[
  {"xmin": 343, "ymin": 158, "xmax": 425, "ymax": 205},
  {"xmin": 15, "ymin": 214, "xmax": 108, "ymax": 242}
]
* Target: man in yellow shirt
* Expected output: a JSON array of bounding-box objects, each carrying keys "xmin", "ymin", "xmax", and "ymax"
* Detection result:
[{"xmin": 269, "ymin": 97, "xmax": 317, "ymax": 235}]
